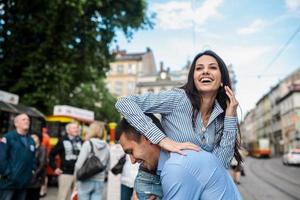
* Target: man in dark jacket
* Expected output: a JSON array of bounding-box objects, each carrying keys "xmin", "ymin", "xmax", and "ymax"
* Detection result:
[
  {"xmin": 0, "ymin": 113, "xmax": 36, "ymax": 200},
  {"xmin": 49, "ymin": 122, "xmax": 82, "ymax": 200}
]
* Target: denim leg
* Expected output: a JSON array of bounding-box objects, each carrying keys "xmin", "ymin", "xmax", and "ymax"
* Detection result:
[
  {"xmin": 0, "ymin": 190, "xmax": 14, "ymax": 200},
  {"xmin": 78, "ymin": 181, "xmax": 93, "ymax": 200},
  {"xmin": 121, "ymin": 184, "xmax": 133, "ymax": 200},
  {"xmin": 14, "ymin": 189, "xmax": 27, "ymax": 200},
  {"xmin": 90, "ymin": 181, "xmax": 104, "ymax": 200},
  {"xmin": 134, "ymin": 169, "xmax": 163, "ymax": 200}
]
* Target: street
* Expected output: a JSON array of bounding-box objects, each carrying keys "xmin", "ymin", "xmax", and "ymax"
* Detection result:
[
  {"xmin": 237, "ymin": 157, "xmax": 300, "ymax": 200},
  {"xmin": 45, "ymin": 152, "xmax": 300, "ymax": 200}
]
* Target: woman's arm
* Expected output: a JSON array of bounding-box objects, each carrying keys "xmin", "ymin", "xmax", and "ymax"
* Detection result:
[
  {"xmin": 212, "ymin": 86, "xmax": 239, "ymax": 168},
  {"xmin": 212, "ymin": 116, "xmax": 238, "ymax": 169},
  {"xmin": 115, "ymin": 89, "xmax": 182, "ymax": 144},
  {"xmin": 116, "ymin": 89, "xmax": 200, "ymax": 154}
]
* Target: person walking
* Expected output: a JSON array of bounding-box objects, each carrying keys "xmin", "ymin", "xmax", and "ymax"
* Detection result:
[
  {"xmin": 49, "ymin": 122, "xmax": 82, "ymax": 200},
  {"xmin": 0, "ymin": 113, "xmax": 36, "ymax": 200},
  {"xmin": 74, "ymin": 122, "xmax": 110, "ymax": 200}
]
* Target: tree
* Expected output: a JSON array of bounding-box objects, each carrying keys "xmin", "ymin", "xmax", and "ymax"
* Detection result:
[
  {"xmin": 69, "ymin": 79, "xmax": 120, "ymax": 123},
  {"xmin": 0, "ymin": 0, "xmax": 153, "ymax": 117}
]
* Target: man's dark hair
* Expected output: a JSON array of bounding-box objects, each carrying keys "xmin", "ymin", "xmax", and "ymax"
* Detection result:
[{"xmin": 116, "ymin": 113, "xmax": 163, "ymax": 142}]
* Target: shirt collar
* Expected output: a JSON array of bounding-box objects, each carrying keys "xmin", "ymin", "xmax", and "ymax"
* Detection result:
[
  {"xmin": 157, "ymin": 150, "xmax": 170, "ymax": 175},
  {"xmin": 206, "ymin": 100, "xmax": 223, "ymax": 126}
]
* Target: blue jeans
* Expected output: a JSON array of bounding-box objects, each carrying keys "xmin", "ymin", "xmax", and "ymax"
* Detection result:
[
  {"xmin": 134, "ymin": 169, "xmax": 163, "ymax": 200},
  {"xmin": 121, "ymin": 184, "xmax": 133, "ymax": 200},
  {"xmin": 78, "ymin": 180, "xmax": 105, "ymax": 200},
  {"xmin": 0, "ymin": 189, "xmax": 27, "ymax": 200}
]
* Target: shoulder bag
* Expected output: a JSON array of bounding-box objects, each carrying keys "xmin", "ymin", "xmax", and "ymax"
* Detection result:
[
  {"xmin": 77, "ymin": 140, "xmax": 106, "ymax": 181},
  {"xmin": 111, "ymin": 154, "xmax": 126, "ymax": 175}
]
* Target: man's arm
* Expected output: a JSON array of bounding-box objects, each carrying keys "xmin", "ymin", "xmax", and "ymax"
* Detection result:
[
  {"xmin": 212, "ymin": 116, "xmax": 238, "ymax": 169},
  {"xmin": 49, "ymin": 140, "xmax": 63, "ymax": 172}
]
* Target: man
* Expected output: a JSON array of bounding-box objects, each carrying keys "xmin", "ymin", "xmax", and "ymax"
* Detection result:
[
  {"xmin": 116, "ymin": 115, "xmax": 243, "ymax": 200},
  {"xmin": 49, "ymin": 122, "xmax": 82, "ymax": 200},
  {"xmin": 0, "ymin": 113, "xmax": 36, "ymax": 200}
]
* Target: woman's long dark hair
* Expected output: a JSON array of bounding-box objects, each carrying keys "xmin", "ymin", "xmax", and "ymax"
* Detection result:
[{"xmin": 181, "ymin": 50, "xmax": 243, "ymax": 165}]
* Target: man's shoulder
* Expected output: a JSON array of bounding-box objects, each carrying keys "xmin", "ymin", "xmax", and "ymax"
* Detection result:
[
  {"xmin": 168, "ymin": 150, "xmax": 217, "ymax": 167},
  {"xmin": 3, "ymin": 130, "xmax": 17, "ymax": 140}
]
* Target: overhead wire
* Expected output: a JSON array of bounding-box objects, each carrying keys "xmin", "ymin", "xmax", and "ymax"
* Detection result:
[{"xmin": 258, "ymin": 22, "xmax": 300, "ymax": 78}]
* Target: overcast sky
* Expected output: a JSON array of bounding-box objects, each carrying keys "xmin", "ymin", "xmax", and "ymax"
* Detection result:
[{"xmin": 114, "ymin": 0, "xmax": 300, "ymax": 119}]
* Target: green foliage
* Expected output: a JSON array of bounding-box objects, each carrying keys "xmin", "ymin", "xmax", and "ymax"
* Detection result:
[
  {"xmin": 69, "ymin": 79, "xmax": 120, "ymax": 123},
  {"xmin": 0, "ymin": 0, "xmax": 153, "ymax": 121}
]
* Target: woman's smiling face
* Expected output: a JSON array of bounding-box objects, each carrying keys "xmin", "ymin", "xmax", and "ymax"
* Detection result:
[{"xmin": 193, "ymin": 55, "xmax": 222, "ymax": 95}]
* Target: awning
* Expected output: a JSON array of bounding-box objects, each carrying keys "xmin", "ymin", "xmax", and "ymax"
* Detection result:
[{"xmin": 0, "ymin": 101, "xmax": 45, "ymax": 119}]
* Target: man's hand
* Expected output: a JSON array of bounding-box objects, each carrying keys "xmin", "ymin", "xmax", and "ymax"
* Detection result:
[
  {"xmin": 159, "ymin": 138, "xmax": 200, "ymax": 155},
  {"xmin": 148, "ymin": 195, "xmax": 157, "ymax": 200},
  {"xmin": 54, "ymin": 168, "xmax": 63, "ymax": 175},
  {"xmin": 225, "ymin": 86, "xmax": 238, "ymax": 117}
]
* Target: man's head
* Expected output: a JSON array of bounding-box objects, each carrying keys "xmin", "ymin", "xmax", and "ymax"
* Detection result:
[
  {"xmin": 65, "ymin": 122, "xmax": 79, "ymax": 137},
  {"xmin": 14, "ymin": 113, "xmax": 30, "ymax": 135},
  {"xmin": 116, "ymin": 114, "xmax": 162, "ymax": 171}
]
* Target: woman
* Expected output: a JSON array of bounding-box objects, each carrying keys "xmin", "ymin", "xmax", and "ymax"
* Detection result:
[
  {"xmin": 116, "ymin": 50, "xmax": 242, "ymax": 199},
  {"xmin": 26, "ymin": 132, "xmax": 47, "ymax": 200},
  {"xmin": 74, "ymin": 122, "xmax": 110, "ymax": 200}
]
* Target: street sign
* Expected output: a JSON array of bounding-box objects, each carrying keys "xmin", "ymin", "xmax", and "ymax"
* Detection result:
[{"xmin": 53, "ymin": 105, "xmax": 94, "ymax": 121}]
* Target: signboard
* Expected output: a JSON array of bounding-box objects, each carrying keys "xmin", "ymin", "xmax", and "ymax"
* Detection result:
[
  {"xmin": 53, "ymin": 105, "xmax": 94, "ymax": 121},
  {"xmin": 0, "ymin": 90, "xmax": 19, "ymax": 105}
]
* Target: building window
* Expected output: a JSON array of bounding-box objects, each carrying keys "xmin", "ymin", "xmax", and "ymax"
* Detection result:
[
  {"xmin": 115, "ymin": 81, "xmax": 123, "ymax": 95},
  {"xmin": 148, "ymin": 88, "xmax": 154, "ymax": 92},
  {"xmin": 128, "ymin": 64, "xmax": 133, "ymax": 74},
  {"xmin": 117, "ymin": 65, "xmax": 124, "ymax": 74},
  {"xmin": 128, "ymin": 82, "xmax": 135, "ymax": 94}
]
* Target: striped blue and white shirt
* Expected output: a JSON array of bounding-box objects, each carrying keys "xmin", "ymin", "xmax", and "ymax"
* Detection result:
[{"xmin": 115, "ymin": 88, "xmax": 238, "ymax": 168}]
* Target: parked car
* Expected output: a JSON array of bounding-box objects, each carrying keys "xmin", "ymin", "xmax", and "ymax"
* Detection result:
[{"xmin": 282, "ymin": 148, "xmax": 300, "ymax": 165}]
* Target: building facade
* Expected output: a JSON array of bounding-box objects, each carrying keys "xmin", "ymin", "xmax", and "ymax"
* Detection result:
[
  {"xmin": 136, "ymin": 62, "xmax": 186, "ymax": 94},
  {"xmin": 106, "ymin": 47, "xmax": 156, "ymax": 97},
  {"xmin": 241, "ymin": 67, "xmax": 300, "ymax": 155}
]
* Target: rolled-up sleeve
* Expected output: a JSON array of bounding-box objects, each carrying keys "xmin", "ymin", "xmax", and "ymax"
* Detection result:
[
  {"xmin": 115, "ymin": 89, "xmax": 183, "ymax": 144},
  {"xmin": 212, "ymin": 116, "xmax": 238, "ymax": 169}
]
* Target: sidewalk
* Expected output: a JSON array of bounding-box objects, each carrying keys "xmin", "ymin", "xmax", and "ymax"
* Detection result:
[{"xmin": 107, "ymin": 144, "xmax": 125, "ymax": 200}]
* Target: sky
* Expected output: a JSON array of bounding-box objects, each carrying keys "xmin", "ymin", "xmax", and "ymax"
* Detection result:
[{"xmin": 114, "ymin": 0, "xmax": 300, "ymax": 120}]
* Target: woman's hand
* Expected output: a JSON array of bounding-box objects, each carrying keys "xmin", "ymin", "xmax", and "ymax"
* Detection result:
[
  {"xmin": 225, "ymin": 86, "xmax": 238, "ymax": 117},
  {"xmin": 158, "ymin": 137, "xmax": 200, "ymax": 155}
]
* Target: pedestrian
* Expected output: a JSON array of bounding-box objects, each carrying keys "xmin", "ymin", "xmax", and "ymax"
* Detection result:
[
  {"xmin": 49, "ymin": 122, "xmax": 82, "ymax": 200},
  {"xmin": 120, "ymin": 154, "xmax": 139, "ymax": 200},
  {"xmin": 74, "ymin": 122, "xmax": 110, "ymax": 200},
  {"xmin": 40, "ymin": 127, "xmax": 50, "ymax": 197},
  {"xmin": 0, "ymin": 113, "xmax": 36, "ymax": 200},
  {"xmin": 116, "ymin": 115, "xmax": 243, "ymax": 199},
  {"xmin": 231, "ymin": 146, "xmax": 248, "ymax": 184},
  {"xmin": 115, "ymin": 50, "xmax": 243, "ymax": 199},
  {"xmin": 26, "ymin": 132, "xmax": 47, "ymax": 200}
]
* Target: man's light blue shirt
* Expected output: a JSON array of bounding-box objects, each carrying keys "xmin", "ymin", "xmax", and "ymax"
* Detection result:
[{"xmin": 159, "ymin": 150, "xmax": 243, "ymax": 200}]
